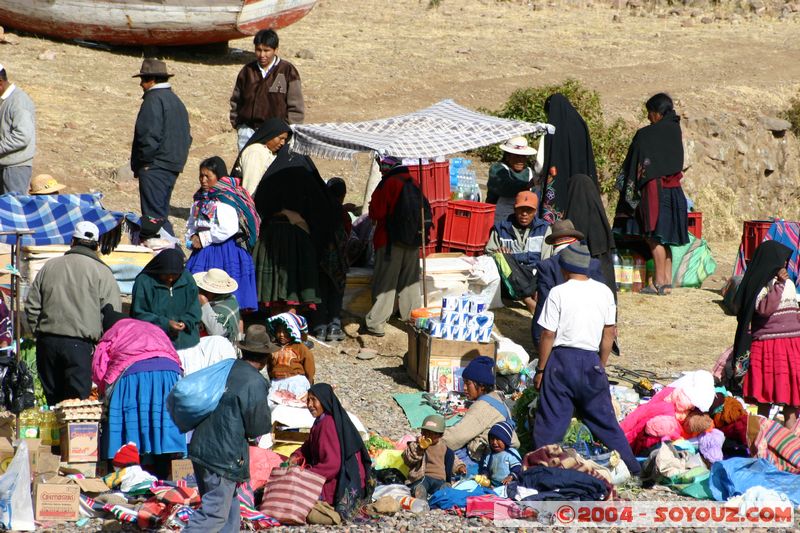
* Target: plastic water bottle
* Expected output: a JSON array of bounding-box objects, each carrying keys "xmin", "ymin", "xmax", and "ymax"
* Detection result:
[
  {"xmin": 632, "ymin": 254, "xmax": 646, "ymax": 293},
  {"xmin": 449, "ymin": 158, "xmax": 463, "ymax": 189},
  {"xmin": 646, "ymin": 259, "xmax": 655, "ymax": 287},
  {"xmin": 399, "ymin": 496, "xmax": 429, "ymax": 513},
  {"xmin": 620, "ymin": 251, "xmax": 633, "ymax": 293},
  {"xmin": 612, "ymin": 251, "xmax": 622, "ymax": 291}
]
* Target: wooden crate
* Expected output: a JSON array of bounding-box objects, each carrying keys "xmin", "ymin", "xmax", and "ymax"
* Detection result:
[{"xmin": 405, "ymin": 329, "xmax": 496, "ymax": 391}]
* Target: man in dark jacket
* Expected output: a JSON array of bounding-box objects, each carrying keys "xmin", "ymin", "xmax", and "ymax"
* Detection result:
[
  {"xmin": 531, "ymin": 220, "xmax": 605, "ymax": 347},
  {"xmin": 131, "ymin": 59, "xmax": 192, "ymax": 237},
  {"xmin": 185, "ymin": 325, "xmax": 274, "ymax": 533},
  {"xmin": 485, "ymin": 191, "xmax": 550, "ymax": 313}
]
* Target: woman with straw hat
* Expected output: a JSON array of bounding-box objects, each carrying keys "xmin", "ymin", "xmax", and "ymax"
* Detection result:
[
  {"xmin": 487, "ymin": 136, "xmax": 540, "ymax": 224},
  {"xmin": 194, "ymin": 268, "xmax": 242, "ymax": 346}
]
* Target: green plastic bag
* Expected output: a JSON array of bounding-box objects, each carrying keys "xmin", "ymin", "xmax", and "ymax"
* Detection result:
[{"xmin": 671, "ymin": 233, "xmax": 717, "ymax": 288}]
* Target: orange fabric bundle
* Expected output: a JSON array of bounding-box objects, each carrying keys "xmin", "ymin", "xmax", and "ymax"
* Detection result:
[
  {"xmin": 683, "ymin": 410, "xmax": 713, "ymax": 437},
  {"xmin": 713, "ymin": 396, "xmax": 747, "ymax": 428}
]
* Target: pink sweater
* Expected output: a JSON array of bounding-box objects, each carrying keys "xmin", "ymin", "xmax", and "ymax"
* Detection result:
[
  {"xmin": 752, "ymin": 280, "xmax": 800, "ymax": 340},
  {"xmin": 92, "ymin": 318, "xmax": 183, "ymax": 394}
]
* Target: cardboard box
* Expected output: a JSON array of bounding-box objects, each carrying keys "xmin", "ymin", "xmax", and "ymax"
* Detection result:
[
  {"xmin": 272, "ymin": 423, "xmax": 310, "ymax": 445},
  {"xmin": 34, "ymin": 482, "xmax": 80, "ymax": 521},
  {"xmin": 405, "ymin": 329, "xmax": 496, "ymax": 391},
  {"xmin": 61, "ymin": 463, "xmax": 97, "ymax": 478},
  {"xmin": 60, "ymin": 422, "xmax": 98, "ymax": 463},
  {"xmin": 170, "ymin": 459, "xmax": 196, "ymax": 484}
]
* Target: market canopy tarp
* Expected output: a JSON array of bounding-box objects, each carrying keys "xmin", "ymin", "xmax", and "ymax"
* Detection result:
[
  {"xmin": 291, "ymin": 99, "xmax": 554, "ymax": 160},
  {"xmin": 0, "ymin": 193, "xmax": 139, "ymax": 246}
]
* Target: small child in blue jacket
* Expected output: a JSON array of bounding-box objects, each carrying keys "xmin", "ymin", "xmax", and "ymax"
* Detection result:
[{"xmin": 479, "ymin": 422, "xmax": 522, "ymax": 486}]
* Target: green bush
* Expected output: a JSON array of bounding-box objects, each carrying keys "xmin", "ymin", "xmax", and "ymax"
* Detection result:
[
  {"xmin": 472, "ymin": 79, "xmax": 636, "ymax": 195},
  {"xmin": 781, "ymin": 91, "xmax": 800, "ymax": 138}
]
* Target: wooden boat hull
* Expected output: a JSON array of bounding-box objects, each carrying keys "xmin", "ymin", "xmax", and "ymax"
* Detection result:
[{"xmin": 0, "ymin": 0, "xmax": 316, "ymax": 46}]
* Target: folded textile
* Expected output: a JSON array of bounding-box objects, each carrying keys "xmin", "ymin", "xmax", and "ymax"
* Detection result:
[
  {"xmin": 104, "ymin": 465, "xmax": 157, "ymax": 495},
  {"xmin": 523, "ymin": 444, "xmax": 613, "ymax": 487},
  {"xmin": 428, "ymin": 485, "xmax": 494, "ymax": 510},
  {"xmin": 507, "ymin": 466, "xmax": 608, "ymax": 502}
]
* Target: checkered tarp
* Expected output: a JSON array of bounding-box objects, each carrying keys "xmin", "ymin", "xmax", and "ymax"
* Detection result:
[
  {"xmin": 291, "ymin": 99, "xmax": 554, "ymax": 160},
  {"xmin": 0, "ymin": 193, "xmax": 139, "ymax": 246}
]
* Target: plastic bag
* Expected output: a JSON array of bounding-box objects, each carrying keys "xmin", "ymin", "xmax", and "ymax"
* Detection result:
[
  {"xmin": 167, "ymin": 358, "xmax": 235, "ymax": 433},
  {"xmin": 0, "ymin": 441, "xmax": 35, "ymax": 531}
]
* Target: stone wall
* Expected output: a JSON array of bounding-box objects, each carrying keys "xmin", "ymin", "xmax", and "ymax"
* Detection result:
[{"xmin": 681, "ymin": 113, "xmax": 800, "ymax": 238}]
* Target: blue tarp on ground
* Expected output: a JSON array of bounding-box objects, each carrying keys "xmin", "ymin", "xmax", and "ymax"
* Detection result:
[{"xmin": 709, "ymin": 458, "xmax": 800, "ymax": 506}]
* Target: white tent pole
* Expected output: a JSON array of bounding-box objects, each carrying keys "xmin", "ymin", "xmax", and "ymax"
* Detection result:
[{"xmin": 419, "ymin": 158, "xmax": 427, "ymax": 308}]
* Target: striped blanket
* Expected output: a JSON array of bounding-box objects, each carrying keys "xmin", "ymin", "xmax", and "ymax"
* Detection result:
[
  {"xmin": 734, "ymin": 221, "xmax": 800, "ymax": 289},
  {"xmin": 754, "ymin": 417, "xmax": 800, "ymax": 474}
]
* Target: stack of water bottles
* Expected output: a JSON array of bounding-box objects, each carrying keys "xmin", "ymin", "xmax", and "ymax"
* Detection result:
[{"xmin": 449, "ymin": 158, "xmax": 480, "ymax": 202}]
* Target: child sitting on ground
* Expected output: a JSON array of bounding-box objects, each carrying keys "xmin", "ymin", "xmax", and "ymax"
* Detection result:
[
  {"xmin": 266, "ymin": 312, "xmax": 315, "ymax": 401},
  {"xmin": 479, "ymin": 422, "xmax": 522, "ymax": 486},
  {"xmin": 402, "ymin": 414, "xmax": 466, "ymax": 500}
]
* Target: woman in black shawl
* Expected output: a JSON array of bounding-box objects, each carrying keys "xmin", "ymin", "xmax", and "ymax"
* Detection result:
[
  {"xmin": 565, "ymin": 173, "xmax": 616, "ymax": 297},
  {"xmin": 251, "ymin": 142, "xmax": 339, "ymax": 312},
  {"xmin": 732, "ymin": 241, "xmax": 800, "ymax": 428},
  {"xmin": 540, "ymin": 93, "xmax": 598, "ymax": 223},
  {"xmin": 232, "ymin": 118, "xmax": 292, "ymax": 194},
  {"xmin": 290, "ymin": 383, "xmax": 372, "ymax": 520},
  {"xmin": 614, "ymin": 93, "xmax": 688, "ymax": 295}
]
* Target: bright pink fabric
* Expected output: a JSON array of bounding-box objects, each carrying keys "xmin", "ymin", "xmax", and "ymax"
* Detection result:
[
  {"xmin": 619, "ymin": 387, "xmax": 677, "ymax": 454},
  {"xmin": 92, "ymin": 318, "xmax": 183, "ymax": 394},
  {"xmin": 248, "ymin": 447, "xmax": 283, "ymax": 489},
  {"xmin": 744, "ymin": 336, "xmax": 800, "ymax": 407}
]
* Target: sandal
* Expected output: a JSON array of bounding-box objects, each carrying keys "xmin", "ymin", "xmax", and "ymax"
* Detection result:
[
  {"xmin": 658, "ymin": 284, "xmax": 672, "ymax": 295},
  {"xmin": 639, "ymin": 284, "xmax": 660, "ymax": 295}
]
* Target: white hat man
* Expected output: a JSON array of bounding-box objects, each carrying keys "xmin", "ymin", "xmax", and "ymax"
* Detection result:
[
  {"xmin": 488, "ymin": 136, "xmax": 541, "ymax": 223},
  {"xmin": 194, "ymin": 269, "xmax": 241, "ymax": 346},
  {"xmin": 0, "ymin": 63, "xmax": 36, "ymax": 194},
  {"xmin": 25, "ymin": 219, "xmax": 121, "ymax": 405}
]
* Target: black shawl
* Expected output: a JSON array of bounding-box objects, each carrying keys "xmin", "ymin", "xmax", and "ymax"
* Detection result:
[
  {"xmin": 231, "ymin": 118, "xmax": 293, "ymax": 177},
  {"xmin": 615, "ymin": 109, "xmax": 683, "ymax": 215},
  {"xmin": 142, "ymin": 248, "xmax": 185, "ymax": 275},
  {"xmin": 733, "ymin": 241, "xmax": 792, "ymax": 359},
  {"xmin": 252, "ymin": 145, "xmax": 338, "ymax": 253},
  {"xmin": 308, "ymin": 383, "xmax": 371, "ymax": 517},
  {"xmin": 541, "ymin": 93, "xmax": 598, "ymax": 214},
  {"xmin": 564, "ymin": 174, "xmax": 614, "ymax": 257}
]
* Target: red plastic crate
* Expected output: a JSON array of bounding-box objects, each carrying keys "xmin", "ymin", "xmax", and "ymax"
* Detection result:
[
  {"xmin": 429, "ymin": 199, "xmax": 447, "ymax": 245},
  {"xmin": 687, "ymin": 212, "xmax": 703, "ymax": 239},
  {"xmin": 742, "ymin": 220, "xmax": 774, "ymax": 263},
  {"xmin": 419, "ymin": 243, "xmax": 438, "ymax": 258},
  {"xmin": 441, "ymin": 200, "xmax": 496, "ymax": 255},
  {"xmin": 408, "ymin": 161, "xmax": 451, "ymax": 203}
]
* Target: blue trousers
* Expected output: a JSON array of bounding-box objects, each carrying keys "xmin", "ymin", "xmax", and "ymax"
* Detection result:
[
  {"xmin": 138, "ymin": 166, "xmax": 178, "ymax": 235},
  {"xmin": 533, "ymin": 346, "xmax": 641, "ymax": 475},
  {"xmin": 184, "ymin": 464, "xmax": 240, "ymax": 533}
]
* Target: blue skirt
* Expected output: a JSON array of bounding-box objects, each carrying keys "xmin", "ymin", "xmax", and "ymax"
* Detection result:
[
  {"xmin": 186, "ymin": 238, "xmax": 258, "ymax": 311},
  {"xmin": 103, "ymin": 369, "xmax": 187, "ymax": 459}
]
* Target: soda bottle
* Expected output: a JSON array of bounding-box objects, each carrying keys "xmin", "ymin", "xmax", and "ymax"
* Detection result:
[
  {"xmin": 620, "ymin": 252, "xmax": 633, "ymax": 293},
  {"xmin": 633, "ymin": 254, "xmax": 646, "ymax": 293},
  {"xmin": 398, "ymin": 496, "xmax": 429, "ymax": 513},
  {"xmin": 612, "ymin": 251, "xmax": 622, "ymax": 290},
  {"xmin": 39, "ymin": 408, "xmax": 50, "ymax": 446}
]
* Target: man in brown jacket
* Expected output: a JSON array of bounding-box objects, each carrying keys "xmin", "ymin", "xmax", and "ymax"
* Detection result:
[{"xmin": 230, "ymin": 29, "xmax": 305, "ymax": 151}]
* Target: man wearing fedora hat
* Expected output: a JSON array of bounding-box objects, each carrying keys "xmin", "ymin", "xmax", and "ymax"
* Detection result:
[
  {"xmin": 531, "ymin": 219, "xmax": 605, "ymax": 347},
  {"xmin": 187, "ymin": 323, "xmax": 274, "ymax": 533},
  {"xmin": 131, "ymin": 58, "xmax": 192, "ymax": 238},
  {"xmin": 194, "ymin": 269, "xmax": 242, "ymax": 346}
]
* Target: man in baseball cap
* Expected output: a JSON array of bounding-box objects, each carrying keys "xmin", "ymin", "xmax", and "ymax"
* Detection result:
[
  {"xmin": 485, "ymin": 190, "xmax": 550, "ymax": 313},
  {"xmin": 25, "ymin": 219, "xmax": 121, "ymax": 405}
]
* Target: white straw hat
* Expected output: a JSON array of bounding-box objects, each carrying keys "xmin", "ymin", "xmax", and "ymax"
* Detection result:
[
  {"xmin": 30, "ymin": 174, "xmax": 66, "ymax": 194},
  {"xmin": 499, "ymin": 136, "xmax": 537, "ymax": 156},
  {"xmin": 193, "ymin": 268, "xmax": 238, "ymax": 294}
]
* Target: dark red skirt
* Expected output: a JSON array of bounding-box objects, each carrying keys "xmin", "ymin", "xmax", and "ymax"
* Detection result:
[{"xmin": 743, "ymin": 336, "xmax": 800, "ymax": 407}]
